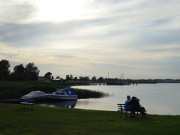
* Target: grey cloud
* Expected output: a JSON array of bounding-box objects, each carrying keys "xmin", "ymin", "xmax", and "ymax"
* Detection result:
[
  {"xmin": 52, "ymin": 54, "xmax": 77, "ymax": 59},
  {"xmin": 0, "ymin": 1, "xmax": 36, "ymax": 23},
  {"xmin": 95, "ymin": 0, "xmax": 130, "ymax": 4},
  {"xmin": 0, "ymin": 17, "xmax": 116, "ymax": 47},
  {"xmin": 141, "ymin": 29, "xmax": 180, "ymax": 46},
  {"xmin": 142, "ymin": 47, "xmax": 180, "ymax": 53},
  {"xmin": 147, "ymin": 18, "xmax": 172, "ymax": 27},
  {"xmin": 146, "ymin": 15, "xmax": 180, "ymax": 27},
  {"xmin": 126, "ymin": 29, "xmax": 180, "ymax": 49},
  {"xmin": 0, "ymin": 52, "xmax": 18, "ymax": 58},
  {"xmin": 0, "ymin": 22, "xmax": 73, "ymax": 47}
]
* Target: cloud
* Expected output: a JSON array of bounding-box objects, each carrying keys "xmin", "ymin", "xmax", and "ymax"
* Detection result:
[
  {"xmin": 0, "ymin": 0, "xmax": 180, "ymax": 78},
  {"xmin": 0, "ymin": 0, "xmax": 37, "ymax": 23},
  {"xmin": 128, "ymin": 29, "xmax": 180, "ymax": 48},
  {"xmin": 0, "ymin": 17, "xmax": 117, "ymax": 47}
]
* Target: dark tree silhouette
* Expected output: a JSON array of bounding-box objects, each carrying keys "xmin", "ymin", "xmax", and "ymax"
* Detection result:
[
  {"xmin": 10, "ymin": 63, "xmax": 39, "ymax": 81},
  {"xmin": 66, "ymin": 75, "xmax": 70, "ymax": 81},
  {"xmin": 10, "ymin": 64, "xmax": 25, "ymax": 81},
  {"xmin": 98, "ymin": 77, "xmax": 104, "ymax": 82},
  {"xmin": 73, "ymin": 77, "xmax": 78, "ymax": 81},
  {"xmin": 92, "ymin": 76, "xmax": 97, "ymax": 82},
  {"xmin": 0, "ymin": 59, "xmax": 10, "ymax": 80},
  {"xmin": 56, "ymin": 76, "xmax": 60, "ymax": 79},
  {"xmin": 78, "ymin": 76, "xmax": 90, "ymax": 81},
  {"xmin": 25, "ymin": 63, "xmax": 39, "ymax": 80},
  {"xmin": 44, "ymin": 72, "xmax": 52, "ymax": 79},
  {"xmin": 70, "ymin": 75, "xmax": 73, "ymax": 80},
  {"xmin": 14, "ymin": 64, "xmax": 25, "ymax": 74}
]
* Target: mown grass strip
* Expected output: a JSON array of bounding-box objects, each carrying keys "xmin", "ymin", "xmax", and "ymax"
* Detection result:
[{"xmin": 0, "ymin": 103, "xmax": 180, "ymax": 135}]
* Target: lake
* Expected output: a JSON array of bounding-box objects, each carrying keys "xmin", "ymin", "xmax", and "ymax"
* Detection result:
[{"xmin": 37, "ymin": 83, "xmax": 180, "ymax": 115}]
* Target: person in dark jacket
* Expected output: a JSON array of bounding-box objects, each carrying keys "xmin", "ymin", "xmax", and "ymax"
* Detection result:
[
  {"xmin": 128, "ymin": 96, "xmax": 146, "ymax": 117},
  {"xmin": 127, "ymin": 96, "xmax": 139, "ymax": 117}
]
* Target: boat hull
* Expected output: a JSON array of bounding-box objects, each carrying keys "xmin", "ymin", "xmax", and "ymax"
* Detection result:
[{"xmin": 47, "ymin": 95, "xmax": 78, "ymax": 100}]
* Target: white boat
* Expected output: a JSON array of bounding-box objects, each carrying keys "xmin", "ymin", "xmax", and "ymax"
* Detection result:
[
  {"xmin": 20, "ymin": 91, "xmax": 48, "ymax": 101},
  {"xmin": 48, "ymin": 88, "xmax": 78, "ymax": 100}
]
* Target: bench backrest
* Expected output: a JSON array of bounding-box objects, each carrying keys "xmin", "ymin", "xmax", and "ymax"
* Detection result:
[{"xmin": 117, "ymin": 104, "xmax": 126, "ymax": 111}]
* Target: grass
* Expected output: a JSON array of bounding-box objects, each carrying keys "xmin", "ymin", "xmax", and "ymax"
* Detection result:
[
  {"xmin": 0, "ymin": 103, "xmax": 180, "ymax": 135},
  {"xmin": 0, "ymin": 81, "xmax": 106, "ymax": 100}
]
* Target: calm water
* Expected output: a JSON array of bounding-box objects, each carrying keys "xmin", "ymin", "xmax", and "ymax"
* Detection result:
[
  {"xmin": 72, "ymin": 83, "xmax": 180, "ymax": 115},
  {"xmin": 37, "ymin": 83, "xmax": 180, "ymax": 115}
]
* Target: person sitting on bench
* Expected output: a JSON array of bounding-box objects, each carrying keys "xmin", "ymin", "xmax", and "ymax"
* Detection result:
[
  {"xmin": 125, "ymin": 95, "xmax": 131, "ymax": 111},
  {"xmin": 128, "ymin": 96, "xmax": 146, "ymax": 117}
]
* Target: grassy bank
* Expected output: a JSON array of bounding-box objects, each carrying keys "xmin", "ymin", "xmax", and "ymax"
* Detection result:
[
  {"xmin": 0, "ymin": 103, "xmax": 180, "ymax": 135},
  {"xmin": 0, "ymin": 81, "xmax": 106, "ymax": 100}
]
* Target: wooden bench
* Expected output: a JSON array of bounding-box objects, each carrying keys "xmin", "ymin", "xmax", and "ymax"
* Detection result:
[{"xmin": 117, "ymin": 104, "xmax": 147, "ymax": 118}]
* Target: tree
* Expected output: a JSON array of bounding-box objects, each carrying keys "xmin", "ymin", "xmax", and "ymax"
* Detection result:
[
  {"xmin": 83, "ymin": 76, "xmax": 90, "ymax": 81},
  {"xmin": 56, "ymin": 76, "xmax": 60, "ymax": 79},
  {"xmin": 66, "ymin": 75, "xmax": 70, "ymax": 81},
  {"xmin": 44, "ymin": 72, "xmax": 52, "ymax": 79},
  {"xmin": 79, "ymin": 76, "xmax": 83, "ymax": 81},
  {"xmin": 98, "ymin": 77, "xmax": 104, "ymax": 83},
  {"xmin": 25, "ymin": 63, "xmax": 39, "ymax": 80},
  {"xmin": 14, "ymin": 64, "xmax": 25, "ymax": 74},
  {"xmin": 91, "ymin": 76, "xmax": 97, "ymax": 82},
  {"xmin": 70, "ymin": 75, "xmax": 73, "ymax": 80},
  {"xmin": 10, "ymin": 64, "xmax": 25, "ymax": 81},
  {"xmin": 73, "ymin": 77, "xmax": 78, "ymax": 81},
  {"xmin": 0, "ymin": 59, "xmax": 10, "ymax": 80},
  {"xmin": 78, "ymin": 76, "xmax": 89, "ymax": 81}
]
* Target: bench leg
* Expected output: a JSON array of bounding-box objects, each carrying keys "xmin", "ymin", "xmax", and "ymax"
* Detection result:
[{"xmin": 136, "ymin": 111, "xmax": 138, "ymax": 119}]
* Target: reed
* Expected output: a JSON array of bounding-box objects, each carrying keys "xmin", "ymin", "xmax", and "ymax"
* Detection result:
[
  {"xmin": 0, "ymin": 81, "xmax": 106, "ymax": 100},
  {"xmin": 74, "ymin": 88, "xmax": 107, "ymax": 99}
]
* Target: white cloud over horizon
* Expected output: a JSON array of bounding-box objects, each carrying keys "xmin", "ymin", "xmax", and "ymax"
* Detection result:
[{"xmin": 0, "ymin": 0, "xmax": 180, "ymax": 79}]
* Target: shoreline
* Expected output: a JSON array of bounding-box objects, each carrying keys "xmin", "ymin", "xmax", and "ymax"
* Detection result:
[{"xmin": 1, "ymin": 101, "xmax": 179, "ymax": 116}]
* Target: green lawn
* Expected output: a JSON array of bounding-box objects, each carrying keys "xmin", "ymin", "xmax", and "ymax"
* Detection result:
[{"xmin": 0, "ymin": 103, "xmax": 180, "ymax": 135}]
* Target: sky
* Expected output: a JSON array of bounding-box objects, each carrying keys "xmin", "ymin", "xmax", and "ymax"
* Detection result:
[{"xmin": 0, "ymin": 0, "xmax": 180, "ymax": 79}]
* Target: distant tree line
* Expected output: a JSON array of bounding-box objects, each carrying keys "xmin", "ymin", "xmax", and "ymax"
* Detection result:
[
  {"xmin": 1, "ymin": 59, "xmax": 180, "ymax": 83},
  {"xmin": 0, "ymin": 59, "xmax": 39, "ymax": 81},
  {"xmin": 45, "ymin": 73, "xmax": 180, "ymax": 84}
]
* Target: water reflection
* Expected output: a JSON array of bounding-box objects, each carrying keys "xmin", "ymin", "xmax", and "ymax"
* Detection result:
[
  {"xmin": 73, "ymin": 83, "xmax": 180, "ymax": 115},
  {"xmin": 77, "ymin": 100, "xmax": 90, "ymax": 105},
  {"xmin": 36, "ymin": 100, "xmax": 77, "ymax": 108},
  {"xmin": 35, "ymin": 84, "xmax": 180, "ymax": 115}
]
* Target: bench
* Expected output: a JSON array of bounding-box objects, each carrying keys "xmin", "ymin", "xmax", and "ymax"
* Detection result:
[
  {"xmin": 20, "ymin": 100, "xmax": 34, "ymax": 111},
  {"xmin": 117, "ymin": 104, "xmax": 147, "ymax": 118}
]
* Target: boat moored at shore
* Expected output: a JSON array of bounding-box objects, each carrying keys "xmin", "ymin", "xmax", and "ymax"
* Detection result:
[
  {"xmin": 48, "ymin": 88, "xmax": 78, "ymax": 100},
  {"xmin": 20, "ymin": 88, "xmax": 78, "ymax": 102},
  {"xmin": 20, "ymin": 91, "xmax": 48, "ymax": 102}
]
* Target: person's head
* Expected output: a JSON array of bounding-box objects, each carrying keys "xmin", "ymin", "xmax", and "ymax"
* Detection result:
[
  {"xmin": 127, "ymin": 95, "xmax": 131, "ymax": 100},
  {"xmin": 132, "ymin": 96, "xmax": 136, "ymax": 100},
  {"xmin": 132, "ymin": 96, "xmax": 140, "ymax": 101}
]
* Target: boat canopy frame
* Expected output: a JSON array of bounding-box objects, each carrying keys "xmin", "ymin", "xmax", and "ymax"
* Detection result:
[{"xmin": 56, "ymin": 88, "xmax": 76, "ymax": 95}]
